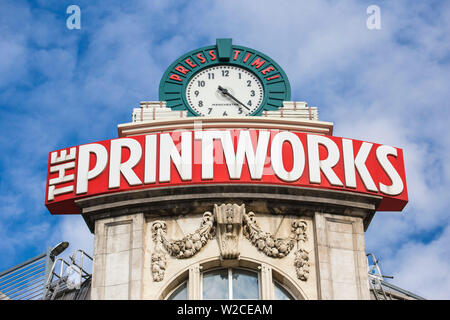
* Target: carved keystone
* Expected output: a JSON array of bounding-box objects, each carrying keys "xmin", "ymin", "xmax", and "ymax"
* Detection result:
[{"xmin": 214, "ymin": 203, "xmax": 244, "ymax": 259}]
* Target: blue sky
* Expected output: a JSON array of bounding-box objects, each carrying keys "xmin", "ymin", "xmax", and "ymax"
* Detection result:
[{"xmin": 1, "ymin": 0, "xmax": 449, "ymax": 299}]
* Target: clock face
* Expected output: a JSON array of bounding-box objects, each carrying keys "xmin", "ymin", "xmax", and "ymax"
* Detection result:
[{"xmin": 186, "ymin": 65, "xmax": 264, "ymax": 116}]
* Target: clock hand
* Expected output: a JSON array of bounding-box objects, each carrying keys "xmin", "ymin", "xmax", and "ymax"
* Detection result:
[{"xmin": 218, "ymin": 86, "xmax": 250, "ymax": 110}]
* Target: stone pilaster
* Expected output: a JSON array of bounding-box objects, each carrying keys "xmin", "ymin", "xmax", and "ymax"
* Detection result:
[
  {"xmin": 188, "ymin": 263, "xmax": 202, "ymax": 299},
  {"xmin": 91, "ymin": 213, "xmax": 145, "ymax": 300},
  {"xmin": 259, "ymin": 264, "xmax": 274, "ymax": 300},
  {"xmin": 313, "ymin": 212, "xmax": 370, "ymax": 300}
]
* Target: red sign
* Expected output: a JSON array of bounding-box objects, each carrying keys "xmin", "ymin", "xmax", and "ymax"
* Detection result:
[{"xmin": 45, "ymin": 129, "xmax": 408, "ymax": 214}]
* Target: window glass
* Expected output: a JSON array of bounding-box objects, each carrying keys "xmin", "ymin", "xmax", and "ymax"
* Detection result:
[
  {"xmin": 202, "ymin": 269, "xmax": 229, "ymax": 299},
  {"xmin": 198, "ymin": 267, "xmax": 294, "ymax": 300},
  {"xmin": 274, "ymin": 281, "xmax": 294, "ymax": 300},
  {"xmin": 168, "ymin": 281, "xmax": 187, "ymax": 300},
  {"xmin": 232, "ymin": 269, "xmax": 259, "ymax": 299}
]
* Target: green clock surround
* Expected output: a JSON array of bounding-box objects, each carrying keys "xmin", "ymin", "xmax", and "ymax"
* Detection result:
[{"xmin": 159, "ymin": 39, "xmax": 291, "ymax": 117}]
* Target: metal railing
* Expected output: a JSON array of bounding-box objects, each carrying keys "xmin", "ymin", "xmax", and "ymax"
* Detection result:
[
  {"xmin": 0, "ymin": 252, "xmax": 52, "ymax": 300},
  {"xmin": 367, "ymin": 253, "xmax": 395, "ymax": 300},
  {"xmin": 43, "ymin": 249, "xmax": 93, "ymax": 300}
]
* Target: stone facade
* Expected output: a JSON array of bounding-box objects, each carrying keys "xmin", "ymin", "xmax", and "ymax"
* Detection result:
[{"xmin": 79, "ymin": 184, "xmax": 378, "ymax": 300}]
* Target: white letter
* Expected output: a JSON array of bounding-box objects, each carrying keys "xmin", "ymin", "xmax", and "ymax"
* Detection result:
[
  {"xmin": 307, "ymin": 135, "xmax": 343, "ymax": 186},
  {"xmin": 221, "ymin": 131, "xmax": 270, "ymax": 179},
  {"xmin": 144, "ymin": 135, "xmax": 157, "ymax": 184},
  {"xmin": 342, "ymin": 139, "xmax": 377, "ymax": 191},
  {"xmin": 66, "ymin": 5, "xmax": 81, "ymax": 30},
  {"xmin": 76, "ymin": 143, "xmax": 108, "ymax": 194},
  {"xmin": 196, "ymin": 130, "xmax": 223, "ymax": 180},
  {"xmin": 366, "ymin": 5, "xmax": 381, "ymax": 30},
  {"xmin": 271, "ymin": 132, "xmax": 305, "ymax": 182},
  {"xmin": 159, "ymin": 132, "xmax": 192, "ymax": 182},
  {"xmin": 49, "ymin": 162, "xmax": 75, "ymax": 185},
  {"xmin": 51, "ymin": 147, "xmax": 76, "ymax": 164},
  {"xmin": 109, "ymin": 138, "xmax": 142, "ymax": 188},
  {"xmin": 376, "ymin": 145, "xmax": 404, "ymax": 195},
  {"xmin": 48, "ymin": 185, "xmax": 74, "ymax": 201}
]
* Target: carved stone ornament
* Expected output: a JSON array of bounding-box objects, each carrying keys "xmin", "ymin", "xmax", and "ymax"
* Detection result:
[
  {"xmin": 243, "ymin": 212, "xmax": 295, "ymax": 258},
  {"xmin": 214, "ymin": 203, "xmax": 244, "ymax": 259},
  {"xmin": 243, "ymin": 212, "xmax": 310, "ymax": 281},
  {"xmin": 150, "ymin": 204, "xmax": 309, "ymax": 282},
  {"xmin": 294, "ymin": 249, "xmax": 310, "ymax": 281},
  {"xmin": 150, "ymin": 221, "xmax": 167, "ymax": 282},
  {"xmin": 151, "ymin": 212, "xmax": 215, "ymax": 281}
]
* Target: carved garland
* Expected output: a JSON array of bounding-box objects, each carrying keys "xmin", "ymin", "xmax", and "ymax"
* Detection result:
[
  {"xmin": 243, "ymin": 212, "xmax": 310, "ymax": 281},
  {"xmin": 151, "ymin": 212, "xmax": 215, "ymax": 281},
  {"xmin": 150, "ymin": 204, "xmax": 309, "ymax": 282}
]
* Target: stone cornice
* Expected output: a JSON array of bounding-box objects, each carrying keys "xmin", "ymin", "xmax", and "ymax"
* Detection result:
[{"xmin": 118, "ymin": 116, "xmax": 334, "ymax": 137}]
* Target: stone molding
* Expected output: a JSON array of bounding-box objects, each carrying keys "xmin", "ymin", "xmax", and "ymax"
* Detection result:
[
  {"xmin": 118, "ymin": 114, "xmax": 333, "ymax": 138},
  {"xmin": 79, "ymin": 184, "xmax": 380, "ymax": 234},
  {"xmin": 130, "ymin": 101, "xmax": 319, "ymax": 123}
]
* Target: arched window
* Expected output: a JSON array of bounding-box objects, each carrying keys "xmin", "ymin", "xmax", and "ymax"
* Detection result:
[
  {"xmin": 166, "ymin": 263, "xmax": 301, "ymax": 300},
  {"xmin": 273, "ymin": 280, "xmax": 294, "ymax": 300},
  {"xmin": 167, "ymin": 281, "xmax": 188, "ymax": 300},
  {"xmin": 202, "ymin": 268, "xmax": 259, "ymax": 300}
]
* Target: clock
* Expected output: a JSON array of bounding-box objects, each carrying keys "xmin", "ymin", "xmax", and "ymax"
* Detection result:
[
  {"xmin": 186, "ymin": 65, "xmax": 264, "ymax": 117},
  {"xmin": 159, "ymin": 39, "xmax": 290, "ymax": 117}
]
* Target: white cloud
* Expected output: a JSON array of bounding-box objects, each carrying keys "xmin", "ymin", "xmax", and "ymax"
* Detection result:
[
  {"xmin": 55, "ymin": 215, "xmax": 94, "ymax": 257},
  {"xmin": 380, "ymin": 225, "xmax": 450, "ymax": 299}
]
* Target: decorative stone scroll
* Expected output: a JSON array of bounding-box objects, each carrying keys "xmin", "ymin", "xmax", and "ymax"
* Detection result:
[{"xmin": 150, "ymin": 204, "xmax": 309, "ymax": 282}]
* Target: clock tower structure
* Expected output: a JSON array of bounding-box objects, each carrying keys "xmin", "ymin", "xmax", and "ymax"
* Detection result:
[{"xmin": 45, "ymin": 39, "xmax": 409, "ymax": 300}]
